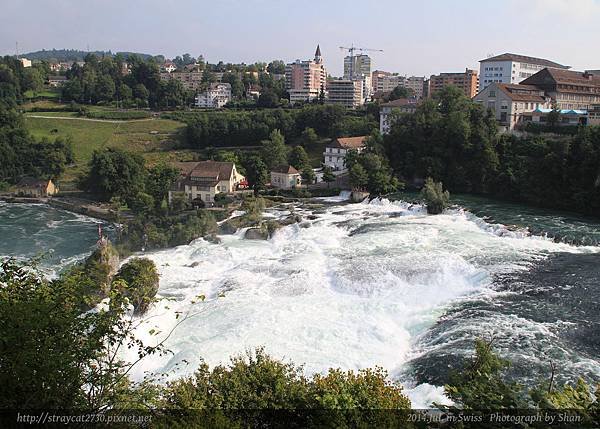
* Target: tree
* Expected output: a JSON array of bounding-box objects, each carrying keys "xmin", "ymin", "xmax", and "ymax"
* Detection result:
[
  {"xmin": 128, "ymin": 191, "xmax": 155, "ymax": 216},
  {"xmin": 288, "ymin": 146, "xmax": 311, "ymax": 171},
  {"xmin": 160, "ymin": 79, "xmax": 186, "ymax": 108},
  {"xmin": 322, "ymin": 165, "xmax": 335, "ymax": 188},
  {"xmin": 145, "ymin": 163, "xmax": 179, "ymax": 211},
  {"xmin": 242, "ymin": 155, "xmax": 268, "ymax": 193},
  {"xmin": 387, "ymin": 85, "xmax": 415, "ymax": 101},
  {"xmin": 300, "ymin": 127, "xmax": 319, "ymax": 146},
  {"xmin": 267, "ymin": 60, "xmax": 286, "ymax": 75},
  {"xmin": 118, "ymin": 83, "xmax": 132, "ymax": 103},
  {"xmin": 96, "ymin": 74, "xmax": 116, "ymax": 102},
  {"xmin": 62, "ymin": 79, "xmax": 82, "ymax": 102},
  {"xmin": 22, "ymin": 68, "xmax": 44, "ymax": 94},
  {"xmin": 349, "ymin": 163, "xmax": 368, "ymax": 189},
  {"xmin": 0, "ymin": 259, "xmax": 167, "ymax": 410},
  {"xmin": 133, "ymin": 83, "xmax": 149, "ymax": 107},
  {"xmin": 257, "ymin": 90, "xmax": 280, "ymax": 108},
  {"xmin": 421, "ymin": 177, "xmax": 450, "ymax": 214},
  {"xmin": 344, "ymin": 149, "xmax": 360, "ymax": 169},
  {"xmin": 221, "ymin": 72, "xmax": 244, "ymax": 98},
  {"xmin": 260, "ymin": 129, "xmax": 289, "ymax": 170},
  {"xmin": 201, "ymin": 68, "xmax": 216, "ymax": 86},
  {"xmin": 301, "ymin": 166, "xmax": 315, "ymax": 185},
  {"xmin": 83, "ymin": 148, "xmax": 147, "ymax": 201}
]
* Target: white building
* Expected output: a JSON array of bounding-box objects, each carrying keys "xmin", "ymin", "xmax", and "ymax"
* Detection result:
[
  {"xmin": 323, "ymin": 136, "xmax": 367, "ymax": 171},
  {"xmin": 195, "ymin": 83, "xmax": 232, "ymax": 108},
  {"xmin": 169, "ymin": 161, "xmax": 245, "ymax": 204},
  {"xmin": 379, "ymin": 98, "xmax": 418, "ymax": 134},
  {"xmin": 162, "ymin": 62, "xmax": 177, "ymax": 73},
  {"xmin": 326, "ymin": 79, "xmax": 364, "ymax": 109},
  {"xmin": 473, "ymin": 82, "xmax": 552, "ymax": 131},
  {"xmin": 19, "ymin": 58, "xmax": 32, "ymax": 68},
  {"xmin": 270, "ymin": 165, "xmax": 302, "ymax": 189},
  {"xmin": 479, "ymin": 53, "xmax": 569, "ymax": 90}
]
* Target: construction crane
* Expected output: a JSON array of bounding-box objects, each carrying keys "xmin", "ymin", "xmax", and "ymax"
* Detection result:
[{"xmin": 339, "ymin": 45, "xmax": 384, "ymax": 78}]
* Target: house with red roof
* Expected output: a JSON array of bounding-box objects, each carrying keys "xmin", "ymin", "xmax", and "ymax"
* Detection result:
[
  {"xmin": 168, "ymin": 161, "xmax": 245, "ymax": 204},
  {"xmin": 323, "ymin": 136, "xmax": 367, "ymax": 171}
]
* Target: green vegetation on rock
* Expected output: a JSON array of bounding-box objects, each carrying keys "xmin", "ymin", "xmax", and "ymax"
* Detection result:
[
  {"xmin": 421, "ymin": 177, "xmax": 450, "ymax": 214},
  {"xmin": 115, "ymin": 258, "xmax": 159, "ymax": 315}
]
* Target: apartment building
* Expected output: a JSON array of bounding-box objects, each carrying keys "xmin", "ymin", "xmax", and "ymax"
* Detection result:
[
  {"xmin": 521, "ymin": 68, "xmax": 600, "ymax": 110},
  {"xmin": 195, "ymin": 83, "xmax": 232, "ymax": 108},
  {"xmin": 379, "ymin": 98, "xmax": 419, "ymax": 134},
  {"xmin": 429, "ymin": 68, "xmax": 479, "ymax": 98},
  {"xmin": 588, "ymin": 105, "xmax": 600, "ymax": 126},
  {"xmin": 160, "ymin": 71, "xmax": 203, "ymax": 90},
  {"xmin": 326, "ymin": 79, "xmax": 364, "ymax": 108},
  {"xmin": 372, "ymin": 71, "xmax": 404, "ymax": 92},
  {"xmin": 479, "ymin": 53, "xmax": 569, "ymax": 90},
  {"xmin": 344, "ymin": 54, "xmax": 371, "ymax": 78},
  {"xmin": 473, "ymin": 82, "xmax": 552, "ymax": 130},
  {"xmin": 343, "ymin": 54, "xmax": 372, "ymax": 102},
  {"xmin": 285, "ymin": 45, "xmax": 327, "ymax": 104},
  {"xmin": 371, "ymin": 72, "xmax": 425, "ymax": 99},
  {"xmin": 405, "ymin": 76, "xmax": 425, "ymax": 99}
]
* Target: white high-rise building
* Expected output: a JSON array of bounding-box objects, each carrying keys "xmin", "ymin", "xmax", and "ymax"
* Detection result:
[{"xmin": 479, "ymin": 53, "xmax": 569, "ymax": 91}]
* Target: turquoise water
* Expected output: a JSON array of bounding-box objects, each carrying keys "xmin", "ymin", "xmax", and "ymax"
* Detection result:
[{"xmin": 0, "ymin": 202, "xmax": 111, "ymax": 277}]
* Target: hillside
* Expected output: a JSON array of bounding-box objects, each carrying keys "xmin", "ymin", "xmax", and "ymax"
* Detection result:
[{"xmin": 19, "ymin": 48, "xmax": 158, "ymax": 62}]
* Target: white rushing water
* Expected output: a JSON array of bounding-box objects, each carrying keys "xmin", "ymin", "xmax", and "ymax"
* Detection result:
[{"xmin": 127, "ymin": 198, "xmax": 597, "ymax": 407}]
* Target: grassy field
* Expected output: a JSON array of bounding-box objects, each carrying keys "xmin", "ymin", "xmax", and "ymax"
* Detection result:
[{"xmin": 25, "ymin": 115, "xmax": 187, "ymax": 188}]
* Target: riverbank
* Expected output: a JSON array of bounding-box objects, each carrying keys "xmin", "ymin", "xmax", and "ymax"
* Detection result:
[{"xmin": 0, "ymin": 195, "xmax": 119, "ymax": 222}]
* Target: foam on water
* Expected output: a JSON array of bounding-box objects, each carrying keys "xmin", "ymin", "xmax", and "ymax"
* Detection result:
[{"xmin": 128, "ymin": 198, "xmax": 598, "ymax": 406}]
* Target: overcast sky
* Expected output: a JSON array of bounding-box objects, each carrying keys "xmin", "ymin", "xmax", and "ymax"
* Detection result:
[{"xmin": 2, "ymin": 0, "xmax": 599, "ymax": 76}]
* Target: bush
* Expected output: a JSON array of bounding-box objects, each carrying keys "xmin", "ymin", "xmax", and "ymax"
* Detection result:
[
  {"xmin": 85, "ymin": 110, "xmax": 151, "ymax": 120},
  {"xmin": 421, "ymin": 177, "xmax": 450, "ymax": 214},
  {"xmin": 159, "ymin": 348, "xmax": 411, "ymax": 426},
  {"xmin": 114, "ymin": 258, "xmax": 159, "ymax": 315}
]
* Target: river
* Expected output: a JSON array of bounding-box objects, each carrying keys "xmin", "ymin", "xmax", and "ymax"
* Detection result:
[{"xmin": 1, "ymin": 197, "xmax": 599, "ymax": 407}]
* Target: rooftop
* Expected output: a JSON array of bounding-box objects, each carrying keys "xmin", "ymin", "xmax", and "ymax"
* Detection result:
[
  {"xmin": 173, "ymin": 161, "xmax": 235, "ymax": 186},
  {"xmin": 480, "ymin": 53, "xmax": 569, "ymax": 69},
  {"xmin": 522, "ymin": 68, "xmax": 600, "ymax": 88},
  {"xmin": 381, "ymin": 97, "xmax": 418, "ymax": 107},
  {"xmin": 271, "ymin": 165, "xmax": 299, "ymax": 174},
  {"xmin": 329, "ymin": 136, "xmax": 367, "ymax": 149},
  {"xmin": 16, "ymin": 177, "xmax": 51, "ymax": 188},
  {"xmin": 496, "ymin": 83, "xmax": 548, "ymax": 102}
]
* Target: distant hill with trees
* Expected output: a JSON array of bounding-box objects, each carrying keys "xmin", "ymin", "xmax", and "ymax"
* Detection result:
[{"xmin": 20, "ymin": 49, "xmax": 159, "ymax": 62}]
